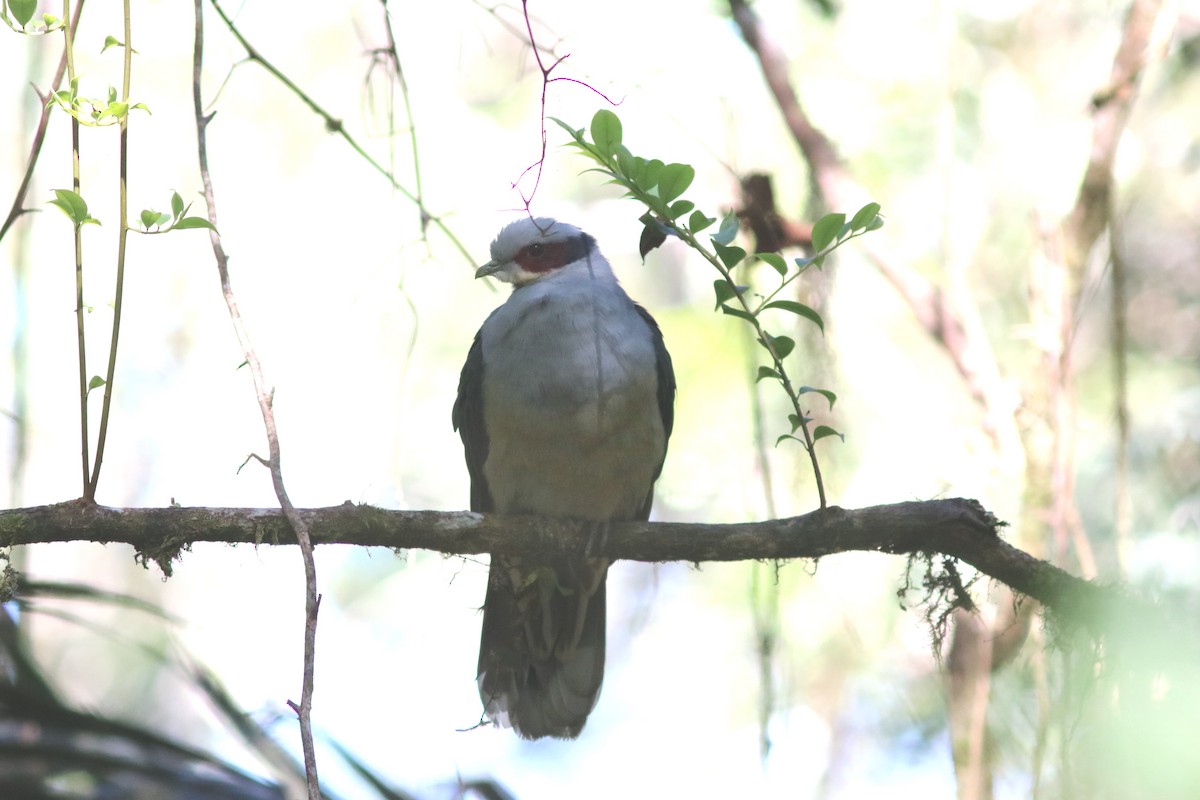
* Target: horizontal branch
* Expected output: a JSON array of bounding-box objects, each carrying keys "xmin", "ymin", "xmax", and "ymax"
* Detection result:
[{"xmin": 0, "ymin": 497, "xmax": 1157, "ymax": 644}]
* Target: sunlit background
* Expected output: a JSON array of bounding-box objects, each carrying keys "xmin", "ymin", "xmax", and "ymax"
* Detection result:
[{"xmin": 2, "ymin": 0, "xmax": 1199, "ymax": 797}]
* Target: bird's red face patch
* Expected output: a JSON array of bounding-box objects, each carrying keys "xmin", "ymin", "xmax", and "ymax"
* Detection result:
[
  {"xmin": 513, "ymin": 234, "xmax": 593, "ymax": 274},
  {"xmin": 514, "ymin": 241, "xmax": 572, "ymax": 273}
]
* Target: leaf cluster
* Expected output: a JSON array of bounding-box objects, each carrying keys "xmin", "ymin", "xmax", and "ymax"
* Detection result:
[{"xmin": 552, "ymin": 109, "xmax": 884, "ymax": 502}]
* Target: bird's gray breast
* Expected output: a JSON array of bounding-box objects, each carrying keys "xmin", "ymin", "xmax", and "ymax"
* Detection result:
[{"xmin": 479, "ymin": 281, "xmax": 664, "ymax": 520}]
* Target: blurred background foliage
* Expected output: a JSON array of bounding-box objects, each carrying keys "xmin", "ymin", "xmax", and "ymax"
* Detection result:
[{"xmin": 1, "ymin": 0, "xmax": 1198, "ymax": 797}]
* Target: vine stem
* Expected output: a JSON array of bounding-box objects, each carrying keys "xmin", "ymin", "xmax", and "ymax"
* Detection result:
[
  {"xmin": 672, "ymin": 224, "xmax": 828, "ymax": 508},
  {"xmin": 192, "ymin": 3, "xmax": 321, "ymax": 796},
  {"xmin": 86, "ymin": 0, "xmax": 132, "ymax": 499},
  {"xmin": 59, "ymin": 0, "xmax": 91, "ymax": 498},
  {"xmin": 206, "ymin": 0, "xmax": 474, "ymax": 269}
]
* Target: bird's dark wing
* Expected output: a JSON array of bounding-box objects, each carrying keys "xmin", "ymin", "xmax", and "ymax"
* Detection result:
[
  {"xmin": 634, "ymin": 304, "xmax": 676, "ymax": 520},
  {"xmin": 452, "ymin": 328, "xmax": 493, "ymax": 513}
]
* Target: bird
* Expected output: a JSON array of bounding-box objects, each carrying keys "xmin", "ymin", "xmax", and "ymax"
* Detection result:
[{"xmin": 453, "ymin": 216, "xmax": 675, "ymax": 739}]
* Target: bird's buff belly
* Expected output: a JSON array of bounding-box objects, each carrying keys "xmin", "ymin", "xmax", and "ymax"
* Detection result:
[{"xmin": 482, "ymin": 413, "xmax": 662, "ymax": 520}]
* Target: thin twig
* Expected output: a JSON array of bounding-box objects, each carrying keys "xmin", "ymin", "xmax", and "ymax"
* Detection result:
[
  {"xmin": 727, "ymin": 0, "xmax": 1019, "ymax": 461},
  {"xmin": 191, "ymin": 3, "xmax": 321, "ymax": 796},
  {"xmin": 0, "ymin": 0, "xmax": 86, "ymax": 246},
  {"xmin": 86, "ymin": 0, "xmax": 133, "ymax": 500},
  {"xmin": 60, "ymin": 0, "xmax": 90, "ymax": 498},
  {"xmin": 205, "ymin": 0, "xmax": 473, "ymax": 268},
  {"xmin": 512, "ymin": 0, "xmax": 618, "ymax": 209},
  {"xmin": 378, "ymin": 0, "xmax": 425, "ymax": 230}
]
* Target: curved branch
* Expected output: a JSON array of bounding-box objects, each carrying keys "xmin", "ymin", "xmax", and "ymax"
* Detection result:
[{"xmin": 0, "ymin": 497, "xmax": 1158, "ymax": 641}]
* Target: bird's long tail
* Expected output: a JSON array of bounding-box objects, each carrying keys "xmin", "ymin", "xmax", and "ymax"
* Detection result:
[{"xmin": 477, "ymin": 556, "xmax": 608, "ymax": 739}]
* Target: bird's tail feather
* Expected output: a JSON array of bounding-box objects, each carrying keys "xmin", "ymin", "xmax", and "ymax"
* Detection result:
[{"xmin": 477, "ymin": 557, "xmax": 608, "ymax": 739}]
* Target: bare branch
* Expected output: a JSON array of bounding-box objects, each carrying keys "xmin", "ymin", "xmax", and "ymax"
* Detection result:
[
  {"xmin": 0, "ymin": 497, "xmax": 1164, "ymax": 643},
  {"xmin": 727, "ymin": 0, "xmax": 1017, "ymax": 455},
  {"xmin": 191, "ymin": 4, "xmax": 320, "ymax": 796}
]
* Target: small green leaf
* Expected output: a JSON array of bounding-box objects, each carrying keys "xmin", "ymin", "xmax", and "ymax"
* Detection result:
[
  {"xmin": 173, "ymin": 216, "xmax": 217, "ymax": 232},
  {"xmin": 615, "ymin": 145, "xmax": 637, "ymax": 180},
  {"xmin": 657, "ymin": 163, "xmax": 695, "ymax": 204},
  {"xmin": 756, "ymin": 366, "xmax": 782, "ymax": 383},
  {"xmin": 548, "ymin": 116, "xmax": 585, "ymax": 144},
  {"xmin": 49, "ymin": 189, "xmax": 99, "ymax": 226},
  {"xmin": 668, "ymin": 199, "xmax": 694, "ymax": 219},
  {"xmin": 865, "ymin": 215, "xmax": 885, "ymax": 232},
  {"xmin": 813, "ymin": 425, "xmax": 844, "ymax": 443},
  {"xmin": 788, "ymin": 413, "xmax": 808, "ymax": 432},
  {"xmin": 102, "ymin": 35, "xmax": 121, "ymax": 53},
  {"xmin": 811, "ymin": 212, "xmax": 846, "ymax": 252},
  {"xmin": 590, "ymin": 109, "xmax": 622, "ymax": 158},
  {"xmin": 712, "ymin": 212, "xmax": 740, "ymax": 246},
  {"xmin": 170, "ymin": 191, "xmax": 184, "ymax": 219},
  {"xmin": 761, "ymin": 333, "xmax": 795, "ymax": 360},
  {"xmin": 799, "ymin": 386, "xmax": 837, "ymax": 409},
  {"xmin": 688, "ymin": 210, "xmax": 716, "ymax": 233},
  {"xmin": 87, "ymin": 375, "xmax": 106, "ymax": 393},
  {"xmin": 42, "ymin": 12, "xmax": 60, "ymax": 27},
  {"xmin": 775, "ymin": 433, "xmax": 805, "ymax": 447},
  {"xmin": 720, "ymin": 304, "xmax": 756, "ymax": 322},
  {"xmin": 756, "ymin": 252, "xmax": 788, "ymax": 277},
  {"xmin": 712, "ymin": 241, "xmax": 745, "ymax": 269},
  {"xmin": 849, "ymin": 201, "xmax": 882, "ymax": 232},
  {"xmin": 98, "ymin": 101, "xmax": 128, "ymax": 121},
  {"xmin": 763, "ymin": 299, "xmax": 824, "ymax": 333},
  {"xmin": 639, "ymin": 159, "xmax": 665, "ymax": 195},
  {"xmin": 139, "ymin": 209, "xmax": 159, "ymax": 229},
  {"xmin": 10, "ymin": 0, "xmax": 36, "ymax": 26},
  {"xmin": 712, "ymin": 279, "xmax": 740, "ymax": 308}
]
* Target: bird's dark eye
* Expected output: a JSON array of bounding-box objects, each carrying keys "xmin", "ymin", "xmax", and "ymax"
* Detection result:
[{"xmin": 527, "ymin": 243, "xmax": 545, "ymax": 258}]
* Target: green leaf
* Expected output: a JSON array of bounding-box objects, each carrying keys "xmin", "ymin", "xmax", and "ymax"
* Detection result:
[
  {"xmin": 788, "ymin": 413, "xmax": 808, "ymax": 432},
  {"xmin": 657, "ymin": 163, "xmax": 695, "ymax": 204},
  {"xmin": 866, "ymin": 214, "xmax": 885, "ymax": 232},
  {"xmin": 173, "ymin": 216, "xmax": 217, "ymax": 232},
  {"xmin": 99, "ymin": 101, "xmax": 129, "ymax": 121},
  {"xmin": 712, "ymin": 279, "xmax": 740, "ymax": 308},
  {"xmin": 49, "ymin": 189, "xmax": 99, "ymax": 226},
  {"xmin": 639, "ymin": 159, "xmax": 665, "ymax": 195},
  {"xmin": 775, "ymin": 433, "xmax": 805, "ymax": 448},
  {"xmin": 139, "ymin": 209, "xmax": 159, "ymax": 229},
  {"xmin": 87, "ymin": 375, "xmax": 106, "ymax": 393},
  {"xmin": 170, "ymin": 191, "xmax": 184, "ymax": 219},
  {"xmin": 549, "ymin": 116, "xmax": 586, "ymax": 144},
  {"xmin": 590, "ymin": 109, "xmax": 622, "ymax": 158},
  {"xmin": 668, "ymin": 199, "xmax": 694, "ymax": 219},
  {"xmin": 799, "ymin": 386, "xmax": 837, "ymax": 409},
  {"xmin": 42, "ymin": 13, "xmax": 60, "ymax": 27},
  {"xmin": 811, "ymin": 212, "xmax": 846, "ymax": 252},
  {"xmin": 756, "ymin": 252, "xmax": 788, "ymax": 277},
  {"xmin": 813, "ymin": 425, "xmax": 844, "ymax": 443},
  {"xmin": 756, "ymin": 366, "xmax": 782, "ymax": 383},
  {"xmin": 760, "ymin": 333, "xmax": 795, "ymax": 360},
  {"xmin": 712, "ymin": 240, "xmax": 746, "ymax": 269},
  {"xmin": 763, "ymin": 299, "xmax": 824, "ymax": 333},
  {"xmin": 712, "ymin": 212, "xmax": 740, "ymax": 246},
  {"xmin": 849, "ymin": 201, "xmax": 882, "ymax": 232},
  {"xmin": 720, "ymin": 304, "xmax": 756, "ymax": 323},
  {"xmin": 10, "ymin": 0, "xmax": 35, "ymax": 26},
  {"xmin": 688, "ymin": 210, "xmax": 716, "ymax": 233},
  {"xmin": 615, "ymin": 145, "xmax": 637, "ymax": 180},
  {"xmin": 99, "ymin": 35, "xmax": 137, "ymax": 54}
]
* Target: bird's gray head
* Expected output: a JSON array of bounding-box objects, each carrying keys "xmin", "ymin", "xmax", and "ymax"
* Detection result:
[{"xmin": 476, "ymin": 217, "xmax": 598, "ymax": 286}]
